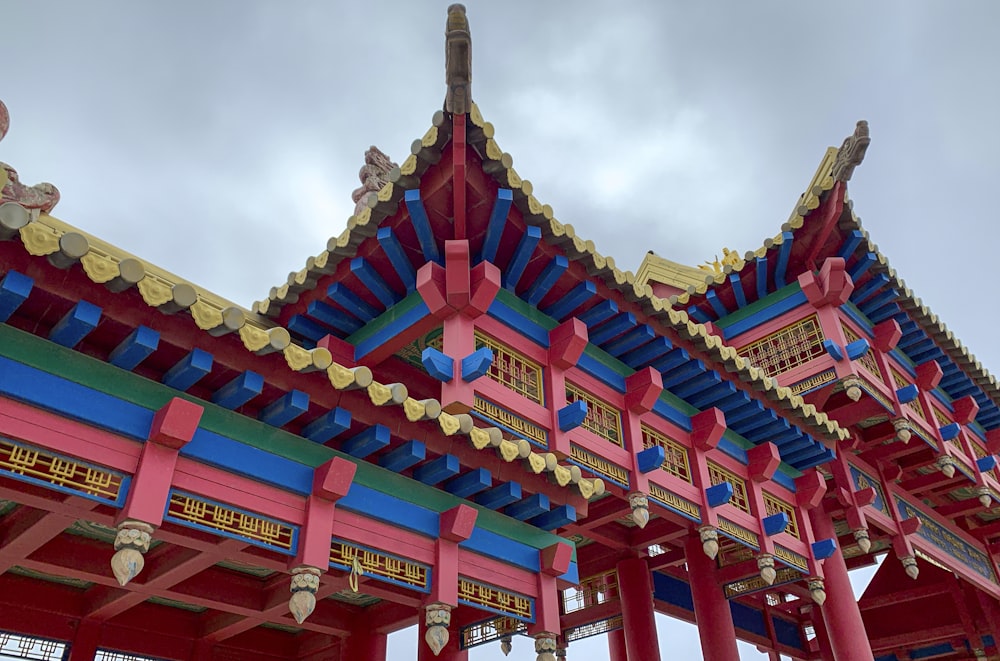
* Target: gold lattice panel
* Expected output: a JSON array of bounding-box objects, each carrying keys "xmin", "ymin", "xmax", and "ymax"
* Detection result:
[
  {"xmin": 165, "ymin": 491, "xmax": 296, "ymax": 554},
  {"xmin": 842, "ymin": 324, "xmax": 882, "ymax": 378},
  {"xmin": 564, "ymin": 615, "xmax": 624, "ymax": 643},
  {"xmin": 565, "ymin": 383, "xmax": 623, "ymax": 446},
  {"xmin": 0, "ymin": 437, "xmax": 125, "ymax": 505},
  {"xmin": 737, "ymin": 315, "xmax": 826, "ymax": 378},
  {"xmin": 562, "ymin": 569, "xmax": 618, "ymax": 614},
  {"xmin": 461, "ymin": 616, "xmax": 527, "ymax": 649},
  {"xmin": 640, "ymin": 425, "xmax": 691, "ymax": 483},
  {"xmin": 475, "ymin": 331, "xmax": 543, "ymax": 404},
  {"xmin": 330, "ymin": 539, "xmax": 429, "ymax": 592},
  {"xmin": 762, "ymin": 492, "xmax": 800, "ymax": 539},
  {"xmin": 457, "ymin": 577, "xmax": 534, "ymax": 621},
  {"xmin": 707, "ymin": 462, "xmax": 751, "ymax": 514}
]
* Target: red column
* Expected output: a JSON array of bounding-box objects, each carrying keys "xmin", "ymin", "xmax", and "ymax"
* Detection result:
[
  {"xmin": 340, "ymin": 631, "xmax": 387, "ymax": 661},
  {"xmin": 810, "ymin": 509, "xmax": 875, "ymax": 661},
  {"xmin": 684, "ymin": 535, "xmax": 740, "ymax": 661},
  {"xmin": 616, "ymin": 556, "xmax": 660, "ymax": 661},
  {"xmin": 608, "ymin": 627, "xmax": 628, "ymax": 661},
  {"xmin": 67, "ymin": 620, "xmax": 101, "ymax": 661},
  {"xmin": 811, "ymin": 606, "xmax": 837, "ymax": 661}
]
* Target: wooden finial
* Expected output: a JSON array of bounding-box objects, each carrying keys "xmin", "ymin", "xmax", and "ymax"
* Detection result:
[
  {"xmin": 832, "ymin": 120, "xmax": 871, "ymax": 182},
  {"xmin": 445, "ymin": 4, "xmax": 472, "ymax": 115}
]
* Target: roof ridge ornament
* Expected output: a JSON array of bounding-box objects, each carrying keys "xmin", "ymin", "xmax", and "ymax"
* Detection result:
[
  {"xmin": 0, "ymin": 99, "xmax": 61, "ymax": 214},
  {"xmin": 444, "ymin": 4, "xmax": 472, "ymax": 115},
  {"xmin": 832, "ymin": 120, "xmax": 870, "ymax": 183},
  {"xmin": 351, "ymin": 146, "xmax": 398, "ymax": 215}
]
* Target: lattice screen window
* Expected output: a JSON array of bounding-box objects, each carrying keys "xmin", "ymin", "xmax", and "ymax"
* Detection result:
[
  {"xmin": 762, "ymin": 492, "xmax": 800, "ymax": 539},
  {"xmin": 842, "ymin": 324, "xmax": 882, "ymax": 378},
  {"xmin": 565, "ymin": 383, "xmax": 623, "ymax": 446},
  {"xmin": 641, "ymin": 425, "xmax": 692, "ymax": 483},
  {"xmin": 707, "ymin": 461, "xmax": 751, "ymax": 514},
  {"xmin": 0, "ymin": 632, "xmax": 67, "ymax": 661},
  {"xmin": 737, "ymin": 315, "xmax": 826, "ymax": 378},
  {"xmin": 475, "ymin": 331, "xmax": 543, "ymax": 405}
]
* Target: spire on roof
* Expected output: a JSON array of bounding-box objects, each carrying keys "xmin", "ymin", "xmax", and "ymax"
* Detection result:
[
  {"xmin": 832, "ymin": 120, "xmax": 871, "ymax": 182},
  {"xmin": 444, "ymin": 4, "xmax": 472, "ymax": 115}
]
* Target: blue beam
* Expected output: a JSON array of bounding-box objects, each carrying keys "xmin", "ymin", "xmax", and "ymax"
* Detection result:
[
  {"xmin": 49, "ymin": 300, "xmax": 101, "ymax": 348},
  {"xmin": 212, "ymin": 371, "xmax": 264, "ymax": 409},
  {"xmin": 506, "ymin": 493, "xmax": 550, "ymax": 521},
  {"xmin": 302, "ymin": 407, "xmax": 352, "ymax": 443},
  {"xmin": 259, "ymin": 390, "xmax": 310, "ymax": 427},
  {"xmin": 637, "ymin": 446, "xmax": 665, "ymax": 473},
  {"xmin": 543, "ymin": 281, "xmax": 597, "ymax": 321},
  {"xmin": 705, "ymin": 290, "xmax": 728, "ymax": 318},
  {"xmin": 445, "ymin": 468, "xmax": 492, "ymax": 498},
  {"xmin": 0, "ymin": 270, "xmax": 33, "ymax": 322},
  {"xmin": 476, "ymin": 482, "xmax": 522, "ymax": 510},
  {"xmin": 162, "ymin": 349, "xmax": 213, "ymax": 391},
  {"xmin": 589, "ymin": 312, "xmax": 637, "ymax": 346},
  {"xmin": 530, "ymin": 504, "xmax": 576, "ymax": 531},
  {"xmin": 376, "ymin": 226, "xmax": 416, "ymax": 293},
  {"xmin": 462, "ymin": 347, "xmax": 494, "ymax": 382},
  {"xmin": 848, "ymin": 252, "xmax": 878, "ymax": 282},
  {"xmin": 480, "ymin": 188, "xmax": 514, "ymax": 263},
  {"xmin": 380, "ymin": 440, "xmax": 426, "ymax": 472},
  {"xmin": 651, "ymin": 347, "xmax": 691, "ymax": 373},
  {"xmin": 524, "ymin": 255, "xmax": 569, "ymax": 305},
  {"xmin": 858, "ymin": 288, "xmax": 897, "ymax": 316},
  {"xmin": 774, "ymin": 232, "xmax": 794, "ymax": 288},
  {"xmin": 558, "ymin": 400, "xmax": 588, "ymax": 431},
  {"xmin": 621, "ymin": 336, "xmax": 672, "ymax": 369},
  {"xmin": 755, "ymin": 256, "xmax": 769, "ymax": 299},
  {"xmin": 605, "ymin": 325, "xmax": 656, "ymax": 359},
  {"xmin": 661, "ymin": 360, "xmax": 707, "ymax": 390},
  {"xmin": 422, "ymin": 347, "xmax": 454, "ymax": 382},
  {"xmin": 414, "ymin": 454, "xmax": 460, "ymax": 485},
  {"xmin": 504, "ymin": 225, "xmax": 542, "ymax": 291},
  {"xmin": 342, "ymin": 424, "xmax": 391, "ymax": 459},
  {"xmin": 687, "ymin": 306, "xmax": 712, "ymax": 324},
  {"xmin": 326, "ymin": 283, "xmax": 380, "ymax": 322},
  {"xmin": 837, "ymin": 229, "xmax": 865, "ymax": 261},
  {"xmin": 850, "ymin": 273, "xmax": 890, "ymax": 305},
  {"xmin": 305, "ymin": 301, "xmax": 363, "ymax": 335},
  {"xmin": 108, "ymin": 326, "xmax": 159, "ymax": 371},
  {"xmin": 288, "ymin": 315, "xmax": 335, "ymax": 342},
  {"xmin": 729, "ymin": 272, "xmax": 747, "ymax": 309},
  {"xmin": 578, "ymin": 299, "xmax": 618, "ymax": 327},
  {"xmin": 404, "ymin": 189, "xmax": 440, "ymax": 263},
  {"xmin": 670, "ymin": 371, "xmax": 723, "ymax": 400},
  {"xmin": 350, "ymin": 258, "xmax": 397, "ymax": 309}
]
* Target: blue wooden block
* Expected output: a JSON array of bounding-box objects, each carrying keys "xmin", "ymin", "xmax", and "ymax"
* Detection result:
[
  {"xmin": 505, "ymin": 493, "xmax": 550, "ymax": 521},
  {"xmin": 848, "ymin": 252, "xmax": 878, "ymax": 282},
  {"xmin": 763, "ymin": 512, "xmax": 789, "ymax": 536},
  {"xmin": 414, "ymin": 454, "xmax": 460, "ymax": 485},
  {"xmin": 706, "ymin": 289, "xmax": 728, "ymax": 317},
  {"xmin": 446, "ymin": 468, "xmax": 492, "ymax": 498},
  {"xmin": 895, "ymin": 384, "xmax": 919, "ymax": 404},
  {"xmin": 480, "ymin": 188, "xmax": 514, "ymax": 264},
  {"xmin": 211, "ymin": 371, "xmax": 264, "ymax": 409},
  {"xmin": 350, "ymin": 258, "xmax": 397, "ymax": 309},
  {"xmin": 109, "ymin": 326, "xmax": 159, "ymax": 371},
  {"xmin": 823, "ymin": 339, "xmax": 844, "ymax": 361},
  {"xmin": 846, "ymin": 338, "xmax": 870, "ymax": 361},
  {"xmin": 755, "ymin": 256, "xmax": 769, "ymax": 299},
  {"xmin": 504, "ymin": 225, "xmax": 542, "ymax": 291},
  {"xmin": 838, "ymin": 230, "xmax": 865, "ymax": 261},
  {"xmin": 939, "ymin": 422, "xmax": 961, "ymax": 441},
  {"xmin": 461, "ymin": 347, "xmax": 494, "ymax": 382},
  {"xmin": 621, "ymin": 336, "xmax": 672, "ymax": 369},
  {"xmin": 325, "ymin": 284, "xmax": 380, "ymax": 323},
  {"xmin": 558, "ymin": 400, "xmax": 588, "ymax": 431},
  {"xmin": 342, "ymin": 424, "xmax": 391, "ymax": 459},
  {"xmin": 590, "ymin": 312, "xmax": 637, "ymax": 346},
  {"xmin": 530, "ymin": 504, "xmax": 576, "ymax": 531},
  {"xmin": 812, "ymin": 538, "xmax": 837, "ymax": 560},
  {"xmin": 687, "ymin": 306, "xmax": 711, "ymax": 324},
  {"xmin": 376, "ymin": 226, "xmax": 416, "ymax": 293},
  {"xmin": 404, "ymin": 189, "xmax": 440, "ymax": 263},
  {"xmin": 850, "ymin": 273, "xmax": 891, "ymax": 305},
  {"xmin": 774, "ymin": 231, "xmax": 794, "ymax": 287},
  {"xmin": 259, "ymin": 390, "xmax": 310, "ymax": 427},
  {"xmin": 422, "ymin": 347, "xmax": 454, "ymax": 382},
  {"xmin": 524, "ymin": 255, "xmax": 569, "ymax": 306},
  {"xmin": 288, "ymin": 314, "xmax": 335, "ymax": 342},
  {"xmin": 605, "ymin": 325, "xmax": 656, "ymax": 359},
  {"xmin": 477, "ymin": 481, "xmax": 522, "ymax": 510},
  {"xmin": 578, "ymin": 299, "xmax": 618, "ymax": 327},
  {"xmin": 162, "ymin": 349, "xmax": 214, "ymax": 391},
  {"xmin": 49, "ymin": 300, "xmax": 101, "ymax": 348},
  {"xmin": 977, "ymin": 455, "xmax": 998, "ymax": 472},
  {"xmin": 0, "ymin": 270, "xmax": 33, "ymax": 322},
  {"xmin": 543, "ymin": 281, "xmax": 598, "ymax": 321},
  {"xmin": 380, "ymin": 440, "xmax": 426, "ymax": 472},
  {"xmin": 637, "ymin": 445, "xmax": 665, "ymax": 474},
  {"xmin": 302, "ymin": 407, "xmax": 352, "ymax": 443},
  {"xmin": 706, "ymin": 482, "xmax": 734, "ymax": 507}
]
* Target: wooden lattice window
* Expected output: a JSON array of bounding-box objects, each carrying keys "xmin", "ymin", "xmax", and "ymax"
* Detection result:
[
  {"xmin": 842, "ymin": 325, "xmax": 882, "ymax": 378},
  {"xmin": 707, "ymin": 462, "xmax": 751, "ymax": 514},
  {"xmin": 762, "ymin": 492, "xmax": 800, "ymax": 539},
  {"xmin": 640, "ymin": 425, "xmax": 691, "ymax": 483},
  {"xmin": 737, "ymin": 315, "xmax": 826, "ymax": 378},
  {"xmin": 565, "ymin": 383, "xmax": 623, "ymax": 446},
  {"xmin": 475, "ymin": 332, "xmax": 543, "ymax": 405}
]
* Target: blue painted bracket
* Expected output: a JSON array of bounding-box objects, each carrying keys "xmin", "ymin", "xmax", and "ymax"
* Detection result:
[
  {"xmin": 109, "ymin": 326, "xmax": 160, "ymax": 371},
  {"xmin": 326, "ymin": 284, "xmax": 380, "ymax": 322},
  {"xmin": 896, "ymin": 384, "xmax": 919, "ymax": 404},
  {"xmin": 477, "ymin": 482, "xmax": 522, "ymax": 510},
  {"xmin": 939, "ymin": 422, "xmax": 961, "ymax": 441},
  {"xmin": 530, "ymin": 504, "xmax": 576, "ymax": 531},
  {"xmin": 49, "ymin": 300, "xmax": 101, "ymax": 348},
  {"xmin": 978, "ymin": 455, "xmax": 998, "ymax": 472},
  {"xmin": 404, "ymin": 189, "xmax": 441, "ymax": 263},
  {"xmin": 706, "ymin": 482, "xmax": 734, "ymax": 507},
  {"xmin": 414, "ymin": 454, "xmax": 460, "ymax": 485},
  {"xmin": 380, "ymin": 440, "xmax": 426, "ymax": 472},
  {"xmin": 506, "ymin": 493, "xmax": 550, "ymax": 521},
  {"xmin": 342, "ymin": 424, "xmax": 391, "ymax": 459},
  {"xmin": 558, "ymin": 400, "xmax": 588, "ymax": 432},
  {"xmin": 305, "ymin": 301, "xmax": 364, "ymax": 334},
  {"xmin": 524, "ymin": 255, "xmax": 569, "ymax": 306},
  {"xmin": 162, "ymin": 349, "xmax": 213, "ymax": 391},
  {"xmin": 480, "ymin": 188, "xmax": 514, "ymax": 264},
  {"xmin": 259, "ymin": 390, "xmax": 310, "ymax": 427},
  {"xmin": 212, "ymin": 371, "xmax": 264, "ymax": 409},
  {"xmin": 461, "ymin": 347, "xmax": 494, "ymax": 382},
  {"xmin": 504, "ymin": 226, "xmax": 542, "ymax": 291},
  {"xmin": 823, "ymin": 339, "xmax": 844, "ymax": 361},
  {"xmin": 846, "ymin": 338, "xmax": 870, "ymax": 361},
  {"xmin": 687, "ymin": 306, "xmax": 711, "ymax": 324},
  {"xmin": 542, "ymin": 280, "xmax": 598, "ymax": 321},
  {"xmin": 376, "ymin": 226, "xmax": 416, "ymax": 293},
  {"xmin": 578, "ymin": 299, "xmax": 618, "ymax": 327},
  {"xmin": 0, "ymin": 270, "xmax": 33, "ymax": 322},
  {"xmin": 812, "ymin": 538, "xmax": 837, "ymax": 560},
  {"xmin": 422, "ymin": 347, "xmax": 454, "ymax": 382},
  {"xmin": 446, "ymin": 468, "xmax": 492, "ymax": 498},
  {"xmin": 590, "ymin": 312, "xmax": 637, "ymax": 346},
  {"xmin": 762, "ymin": 512, "xmax": 789, "ymax": 536},
  {"xmin": 350, "ymin": 258, "xmax": 397, "ymax": 309},
  {"xmin": 637, "ymin": 446, "xmax": 665, "ymax": 474},
  {"xmin": 288, "ymin": 315, "xmax": 334, "ymax": 342},
  {"xmin": 302, "ymin": 407, "xmax": 352, "ymax": 443}
]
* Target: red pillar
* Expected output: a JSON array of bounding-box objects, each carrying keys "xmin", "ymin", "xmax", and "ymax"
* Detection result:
[
  {"xmin": 684, "ymin": 535, "xmax": 740, "ymax": 661},
  {"xmin": 811, "ymin": 606, "xmax": 836, "ymax": 661},
  {"xmin": 810, "ymin": 509, "xmax": 875, "ymax": 661},
  {"xmin": 616, "ymin": 556, "xmax": 661, "ymax": 661},
  {"xmin": 608, "ymin": 627, "xmax": 628, "ymax": 661},
  {"xmin": 68, "ymin": 620, "xmax": 101, "ymax": 661},
  {"xmin": 340, "ymin": 631, "xmax": 387, "ymax": 661}
]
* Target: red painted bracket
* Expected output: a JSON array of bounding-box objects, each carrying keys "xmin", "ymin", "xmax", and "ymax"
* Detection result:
[
  {"xmin": 313, "ymin": 457, "xmax": 357, "ymax": 501},
  {"xmin": 747, "ymin": 443, "xmax": 781, "ymax": 483},
  {"xmin": 873, "ymin": 319, "xmax": 902, "ymax": 353},
  {"xmin": 625, "ymin": 367, "xmax": 662, "ymax": 414},
  {"xmin": 318, "ymin": 335, "xmax": 357, "ymax": 367},
  {"xmin": 416, "ymin": 242, "xmax": 500, "ymax": 320},
  {"xmin": 795, "ymin": 469, "xmax": 827, "ymax": 509},
  {"xmin": 953, "ymin": 396, "xmax": 980, "ymax": 425},
  {"xmin": 439, "ymin": 504, "xmax": 477, "ymax": 542},
  {"xmin": 690, "ymin": 408, "xmax": 726, "ymax": 451},
  {"xmin": 915, "ymin": 360, "xmax": 944, "ymax": 391},
  {"xmin": 539, "ymin": 542, "xmax": 573, "ymax": 577},
  {"xmin": 988, "ymin": 429, "xmax": 1000, "ymax": 455},
  {"xmin": 149, "ymin": 398, "xmax": 203, "ymax": 450},
  {"xmin": 798, "ymin": 257, "xmax": 854, "ymax": 308},
  {"xmin": 548, "ymin": 318, "xmax": 588, "ymax": 370}
]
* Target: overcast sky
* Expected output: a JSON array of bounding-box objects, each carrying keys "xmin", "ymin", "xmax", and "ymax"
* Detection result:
[{"xmin": 3, "ymin": 1, "xmax": 998, "ymax": 659}]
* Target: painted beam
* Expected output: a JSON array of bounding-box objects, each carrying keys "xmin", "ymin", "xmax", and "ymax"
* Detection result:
[
  {"xmin": 578, "ymin": 299, "xmax": 618, "ymax": 327},
  {"xmin": 350, "ymin": 258, "xmax": 397, "ymax": 309},
  {"xmin": 848, "ymin": 252, "xmax": 878, "ymax": 282},
  {"xmin": 506, "ymin": 493, "xmax": 550, "ymax": 521},
  {"xmin": 705, "ymin": 290, "xmax": 728, "ymax": 317},
  {"xmin": 476, "ymin": 482, "xmax": 522, "ymax": 510},
  {"xmin": 48, "ymin": 300, "xmax": 101, "ymax": 348},
  {"xmin": 530, "ymin": 505, "xmax": 575, "ymax": 531},
  {"xmin": 305, "ymin": 301, "xmax": 364, "ymax": 334},
  {"xmin": 850, "ymin": 273, "xmax": 891, "ymax": 305},
  {"xmin": 543, "ymin": 280, "xmax": 598, "ymax": 321},
  {"xmin": 755, "ymin": 256, "xmax": 768, "ymax": 300},
  {"xmin": 729, "ymin": 272, "xmax": 747, "ymax": 309},
  {"xmin": 479, "ymin": 188, "xmax": 514, "ymax": 264},
  {"xmin": 687, "ymin": 306, "xmax": 711, "ymax": 324},
  {"xmin": 162, "ymin": 349, "xmax": 213, "ymax": 391},
  {"xmin": 258, "ymin": 390, "xmax": 310, "ymax": 427},
  {"xmin": 589, "ymin": 313, "xmax": 638, "ymax": 346},
  {"xmin": 325, "ymin": 284, "xmax": 380, "ymax": 322},
  {"xmin": 301, "ymin": 407, "xmax": 352, "ymax": 443},
  {"xmin": 342, "ymin": 424, "xmax": 391, "ymax": 459},
  {"xmin": 524, "ymin": 255, "xmax": 569, "ymax": 306},
  {"xmin": 211, "ymin": 371, "xmax": 264, "ymax": 409},
  {"xmin": 621, "ymin": 336, "xmax": 672, "ymax": 369},
  {"xmin": 837, "ymin": 229, "xmax": 865, "ymax": 260},
  {"xmin": 414, "ymin": 454, "xmax": 460, "ymax": 485},
  {"xmin": 774, "ymin": 232, "xmax": 794, "ymax": 288},
  {"xmin": 108, "ymin": 326, "xmax": 160, "ymax": 371},
  {"xmin": 404, "ymin": 189, "xmax": 440, "ymax": 262},
  {"xmin": 0, "ymin": 270, "xmax": 32, "ymax": 322},
  {"xmin": 445, "ymin": 468, "xmax": 492, "ymax": 498},
  {"xmin": 376, "ymin": 226, "xmax": 416, "ymax": 293},
  {"xmin": 379, "ymin": 440, "xmax": 426, "ymax": 472},
  {"xmin": 503, "ymin": 225, "xmax": 542, "ymax": 291},
  {"xmin": 287, "ymin": 315, "xmax": 335, "ymax": 342}
]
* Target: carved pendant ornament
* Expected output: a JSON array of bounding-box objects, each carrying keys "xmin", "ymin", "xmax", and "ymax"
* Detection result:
[{"xmin": 0, "ymin": 98, "xmax": 61, "ymax": 214}]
